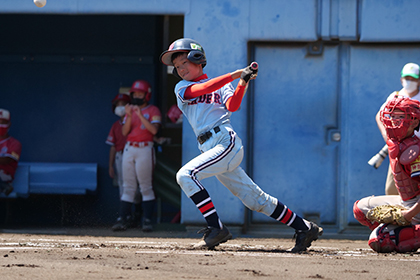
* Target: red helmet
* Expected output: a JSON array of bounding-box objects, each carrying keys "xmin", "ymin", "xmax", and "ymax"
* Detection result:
[
  {"xmin": 130, "ymin": 80, "xmax": 152, "ymax": 102},
  {"xmin": 111, "ymin": 93, "xmax": 130, "ymax": 111},
  {"xmin": 380, "ymin": 97, "xmax": 420, "ymax": 142}
]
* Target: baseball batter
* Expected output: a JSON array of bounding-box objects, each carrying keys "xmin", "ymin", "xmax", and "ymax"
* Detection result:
[
  {"xmin": 354, "ymin": 97, "xmax": 420, "ymax": 253},
  {"xmin": 117, "ymin": 80, "xmax": 161, "ymax": 232},
  {"xmin": 160, "ymin": 38, "xmax": 322, "ymax": 252},
  {"xmin": 0, "ymin": 109, "xmax": 22, "ymax": 196}
]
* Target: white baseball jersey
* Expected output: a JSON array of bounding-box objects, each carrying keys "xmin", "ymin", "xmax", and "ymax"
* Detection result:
[
  {"xmin": 174, "ymin": 74, "xmax": 278, "ymax": 216},
  {"xmin": 175, "ymin": 77, "xmax": 234, "ymax": 136}
]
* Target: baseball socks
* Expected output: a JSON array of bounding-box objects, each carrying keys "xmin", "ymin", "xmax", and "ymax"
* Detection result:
[
  {"xmin": 191, "ymin": 189, "xmax": 223, "ymax": 229},
  {"xmin": 142, "ymin": 200, "xmax": 155, "ymax": 232},
  {"xmin": 270, "ymin": 201, "xmax": 311, "ymax": 231},
  {"xmin": 120, "ymin": 200, "xmax": 133, "ymax": 221}
]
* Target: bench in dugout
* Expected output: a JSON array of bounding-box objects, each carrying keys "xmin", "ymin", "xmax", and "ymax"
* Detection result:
[{"xmin": 0, "ymin": 162, "xmax": 98, "ymax": 225}]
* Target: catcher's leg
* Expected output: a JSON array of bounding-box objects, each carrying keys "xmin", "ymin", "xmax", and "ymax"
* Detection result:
[
  {"xmin": 354, "ymin": 195, "xmax": 402, "ymax": 229},
  {"xmin": 368, "ymin": 224, "xmax": 420, "ymax": 253},
  {"xmin": 395, "ymin": 224, "xmax": 420, "ymax": 253},
  {"xmin": 368, "ymin": 224, "xmax": 397, "ymax": 253},
  {"xmin": 353, "ymin": 200, "xmax": 379, "ymax": 230}
]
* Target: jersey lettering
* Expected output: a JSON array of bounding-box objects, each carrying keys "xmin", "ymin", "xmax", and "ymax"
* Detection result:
[{"xmin": 188, "ymin": 92, "xmax": 222, "ymax": 106}]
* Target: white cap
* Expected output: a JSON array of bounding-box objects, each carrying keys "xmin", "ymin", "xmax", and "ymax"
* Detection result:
[
  {"xmin": 401, "ymin": 63, "xmax": 420, "ymax": 79},
  {"xmin": 0, "ymin": 109, "xmax": 10, "ymax": 121}
]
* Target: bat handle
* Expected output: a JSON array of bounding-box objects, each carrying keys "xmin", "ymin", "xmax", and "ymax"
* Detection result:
[{"xmin": 250, "ymin": 62, "xmax": 258, "ymax": 71}]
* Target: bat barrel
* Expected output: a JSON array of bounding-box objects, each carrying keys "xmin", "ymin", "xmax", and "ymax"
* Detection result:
[{"xmin": 250, "ymin": 62, "xmax": 258, "ymax": 70}]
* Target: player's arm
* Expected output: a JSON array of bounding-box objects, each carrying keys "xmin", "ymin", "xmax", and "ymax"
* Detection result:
[
  {"xmin": 226, "ymin": 66, "xmax": 258, "ymax": 112},
  {"xmin": 139, "ymin": 115, "xmax": 160, "ymax": 135},
  {"xmin": 402, "ymin": 197, "xmax": 420, "ymax": 222},
  {"xmin": 134, "ymin": 108, "xmax": 160, "ymax": 135},
  {"xmin": 108, "ymin": 146, "xmax": 116, "ymax": 178},
  {"xmin": 184, "ymin": 73, "xmax": 234, "ymax": 99},
  {"xmin": 122, "ymin": 105, "xmax": 132, "ymax": 136}
]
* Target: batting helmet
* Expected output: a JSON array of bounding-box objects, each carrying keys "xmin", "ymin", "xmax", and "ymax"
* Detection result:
[
  {"xmin": 111, "ymin": 93, "xmax": 131, "ymax": 112},
  {"xmin": 130, "ymin": 80, "xmax": 152, "ymax": 102},
  {"xmin": 380, "ymin": 97, "xmax": 420, "ymax": 141},
  {"xmin": 160, "ymin": 38, "xmax": 206, "ymax": 68},
  {"xmin": 0, "ymin": 109, "xmax": 11, "ymax": 122}
]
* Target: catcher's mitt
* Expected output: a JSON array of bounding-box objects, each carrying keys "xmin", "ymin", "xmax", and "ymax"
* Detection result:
[{"xmin": 366, "ymin": 205, "xmax": 410, "ymax": 226}]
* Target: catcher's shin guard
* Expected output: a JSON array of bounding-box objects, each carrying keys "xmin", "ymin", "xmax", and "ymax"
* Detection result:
[
  {"xmin": 368, "ymin": 224, "xmax": 397, "ymax": 253},
  {"xmin": 353, "ymin": 200, "xmax": 380, "ymax": 230},
  {"xmin": 395, "ymin": 225, "xmax": 420, "ymax": 253}
]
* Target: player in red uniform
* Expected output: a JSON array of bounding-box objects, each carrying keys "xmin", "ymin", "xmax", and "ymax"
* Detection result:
[
  {"xmin": 114, "ymin": 80, "xmax": 162, "ymax": 232},
  {"xmin": 106, "ymin": 93, "xmax": 142, "ymax": 231},
  {"xmin": 354, "ymin": 97, "xmax": 420, "ymax": 253},
  {"xmin": 0, "ymin": 109, "xmax": 22, "ymax": 196}
]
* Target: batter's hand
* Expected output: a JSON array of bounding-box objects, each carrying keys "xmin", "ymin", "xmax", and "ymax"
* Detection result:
[{"xmin": 240, "ymin": 64, "xmax": 258, "ymax": 83}]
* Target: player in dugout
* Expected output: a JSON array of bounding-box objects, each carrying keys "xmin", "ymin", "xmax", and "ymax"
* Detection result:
[{"xmin": 0, "ymin": 109, "xmax": 22, "ymax": 196}]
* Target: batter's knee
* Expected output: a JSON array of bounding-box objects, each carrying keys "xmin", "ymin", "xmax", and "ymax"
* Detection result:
[
  {"xmin": 175, "ymin": 168, "xmax": 187, "ymax": 186},
  {"xmin": 176, "ymin": 168, "xmax": 200, "ymax": 197}
]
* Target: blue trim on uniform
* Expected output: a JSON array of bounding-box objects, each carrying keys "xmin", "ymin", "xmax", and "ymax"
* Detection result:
[
  {"xmin": 190, "ymin": 131, "xmax": 236, "ymax": 190},
  {"xmin": 411, "ymin": 171, "xmax": 420, "ymax": 178}
]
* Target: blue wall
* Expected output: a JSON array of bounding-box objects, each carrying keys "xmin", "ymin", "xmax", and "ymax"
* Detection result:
[{"xmin": 1, "ymin": 0, "xmax": 420, "ymax": 231}]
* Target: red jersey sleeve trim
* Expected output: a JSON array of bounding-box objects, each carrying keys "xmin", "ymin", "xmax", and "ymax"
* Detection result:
[
  {"xmin": 226, "ymin": 84, "xmax": 247, "ymax": 112},
  {"xmin": 184, "ymin": 73, "xmax": 233, "ymax": 99}
]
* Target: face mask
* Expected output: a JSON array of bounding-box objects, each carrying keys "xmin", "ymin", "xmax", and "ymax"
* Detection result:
[
  {"xmin": 114, "ymin": 106, "xmax": 126, "ymax": 117},
  {"xmin": 131, "ymin": 98, "xmax": 145, "ymax": 106},
  {"xmin": 402, "ymin": 79, "xmax": 419, "ymax": 93},
  {"xmin": 0, "ymin": 124, "xmax": 9, "ymax": 137}
]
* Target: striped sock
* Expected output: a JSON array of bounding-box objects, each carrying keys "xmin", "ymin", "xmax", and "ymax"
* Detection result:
[
  {"xmin": 270, "ymin": 201, "xmax": 309, "ymax": 231},
  {"xmin": 190, "ymin": 189, "xmax": 222, "ymax": 229}
]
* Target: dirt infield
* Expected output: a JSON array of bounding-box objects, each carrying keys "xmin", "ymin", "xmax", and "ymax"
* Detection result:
[{"xmin": 1, "ymin": 227, "xmax": 420, "ymax": 280}]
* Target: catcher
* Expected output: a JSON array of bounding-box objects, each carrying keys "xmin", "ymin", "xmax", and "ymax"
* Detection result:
[{"xmin": 353, "ymin": 96, "xmax": 420, "ymax": 253}]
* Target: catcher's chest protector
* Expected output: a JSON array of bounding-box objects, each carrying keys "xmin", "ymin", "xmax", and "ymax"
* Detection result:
[{"xmin": 389, "ymin": 137, "xmax": 420, "ymax": 201}]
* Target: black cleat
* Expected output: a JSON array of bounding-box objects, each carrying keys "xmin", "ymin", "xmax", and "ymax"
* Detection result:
[
  {"xmin": 193, "ymin": 225, "xmax": 232, "ymax": 249},
  {"xmin": 142, "ymin": 218, "xmax": 153, "ymax": 232},
  {"xmin": 0, "ymin": 182, "xmax": 13, "ymax": 196},
  {"xmin": 290, "ymin": 222, "xmax": 323, "ymax": 253},
  {"xmin": 112, "ymin": 217, "xmax": 129, "ymax": 231}
]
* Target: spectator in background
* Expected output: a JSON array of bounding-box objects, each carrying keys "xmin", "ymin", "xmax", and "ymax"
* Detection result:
[
  {"xmin": 0, "ymin": 109, "xmax": 22, "ymax": 196},
  {"xmin": 375, "ymin": 63, "xmax": 420, "ymax": 195}
]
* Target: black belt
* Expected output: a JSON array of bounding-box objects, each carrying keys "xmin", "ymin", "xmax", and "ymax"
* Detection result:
[{"xmin": 197, "ymin": 126, "xmax": 221, "ymax": 144}]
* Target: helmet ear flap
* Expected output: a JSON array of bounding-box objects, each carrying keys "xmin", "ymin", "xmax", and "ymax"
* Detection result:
[
  {"xmin": 187, "ymin": 50, "xmax": 206, "ymax": 67},
  {"xmin": 172, "ymin": 67, "xmax": 182, "ymax": 79}
]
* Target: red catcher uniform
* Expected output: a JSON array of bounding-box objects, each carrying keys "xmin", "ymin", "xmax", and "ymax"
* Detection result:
[
  {"xmin": 354, "ymin": 97, "xmax": 420, "ymax": 253},
  {"xmin": 0, "ymin": 136, "xmax": 22, "ymax": 182},
  {"xmin": 121, "ymin": 104, "xmax": 161, "ymax": 204}
]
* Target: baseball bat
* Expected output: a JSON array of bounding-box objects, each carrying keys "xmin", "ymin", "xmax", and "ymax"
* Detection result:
[
  {"xmin": 368, "ymin": 144, "xmax": 389, "ymax": 169},
  {"xmin": 250, "ymin": 61, "xmax": 259, "ymax": 71}
]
